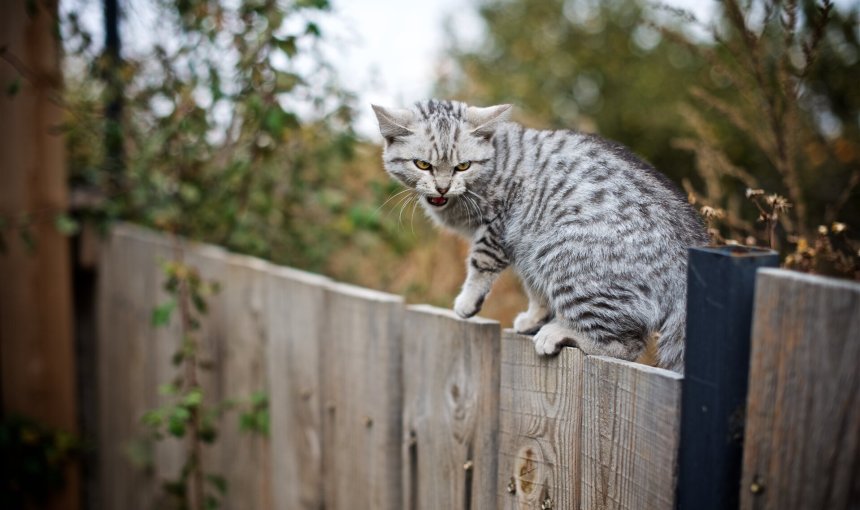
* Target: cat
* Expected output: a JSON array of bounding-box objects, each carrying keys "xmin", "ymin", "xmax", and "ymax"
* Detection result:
[{"xmin": 372, "ymin": 99, "xmax": 708, "ymax": 372}]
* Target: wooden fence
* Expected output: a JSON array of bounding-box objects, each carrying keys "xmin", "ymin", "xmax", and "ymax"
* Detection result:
[{"xmin": 95, "ymin": 224, "xmax": 860, "ymax": 509}]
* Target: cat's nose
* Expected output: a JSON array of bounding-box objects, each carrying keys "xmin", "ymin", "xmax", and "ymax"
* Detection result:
[{"xmin": 436, "ymin": 185, "xmax": 449, "ymax": 195}]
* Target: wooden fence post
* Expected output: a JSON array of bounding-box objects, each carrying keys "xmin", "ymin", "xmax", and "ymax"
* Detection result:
[
  {"xmin": 740, "ymin": 269, "xmax": 860, "ymax": 509},
  {"xmin": 676, "ymin": 246, "xmax": 778, "ymax": 510},
  {"xmin": 401, "ymin": 305, "xmax": 500, "ymax": 510}
]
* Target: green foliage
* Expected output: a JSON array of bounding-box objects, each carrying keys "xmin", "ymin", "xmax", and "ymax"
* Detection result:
[
  {"xmin": 62, "ymin": 0, "xmax": 361, "ymax": 271},
  {"xmin": 0, "ymin": 415, "xmax": 84, "ymax": 508},
  {"xmin": 437, "ymin": 0, "xmax": 708, "ymax": 182},
  {"xmin": 441, "ymin": 0, "xmax": 859, "ymax": 278},
  {"xmin": 144, "ymin": 255, "xmax": 270, "ymax": 509},
  {"xmin": 238, "ymin": 391, "xmax": 270, "ymax": 436}
]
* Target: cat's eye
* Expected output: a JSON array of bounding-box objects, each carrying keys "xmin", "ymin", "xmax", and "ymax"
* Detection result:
[
  {"xmin": 455, "ymin": 161, "xmax": 472, "ymax": 171},
  {"xmin": 413, "ymin": 159, "xmax": 432, "ymax": 170}
]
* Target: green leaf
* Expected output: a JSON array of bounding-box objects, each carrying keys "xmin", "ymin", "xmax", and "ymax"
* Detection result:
[
  {"xmin": 206, "ymin": 473, "xmax": 228, "ymax": 495},
  {"xmin": 183, "ymin": 388, "xmax": 203, "ymax": 407},
  {"xmin": 305, "ymin": 22, "xmax": 321, "ymax": 37},
  {"xmin": 205, "ymin": 494, "xmax": 220, "ymax": 510},
  {"xmin": 250, "ymin": 391, "xmax": 268, "ymax": 407},
  {"xmin": 274, "ymin": 72, "xmax": 303, "ymax": 92},
  {"xmin": 158, "ymin": 383, "xmax": 179, "ymax": 396},
  {"xmin": 19, "ymin": 225, "xmax": 36, "ymax": 253},
  {"xmin": 6, "ymin": 78, "xmax": 21, "ymax": 97},
  {"xmin": 141, "ymin": 409, "xmax": 164, "ymax": 427},
  {"xmin": 54, "ymin": 214, "xmax": 80, "ymax": 235},
  {"xmin": 276, "ymin": 36, "xmax": 298, "ymax": 58},
  {"xmin": 151, "ymin": 299, "xmax": 176, "ymax": 327},
  {"xmin": 296, "ymin": 0, "xmax": 329, "ymax": 9}
]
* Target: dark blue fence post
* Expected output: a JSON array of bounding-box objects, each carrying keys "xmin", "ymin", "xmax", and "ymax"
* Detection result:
[{"xmin": 675, "ymin": 246, "xmax": 779, "ymax": 510}]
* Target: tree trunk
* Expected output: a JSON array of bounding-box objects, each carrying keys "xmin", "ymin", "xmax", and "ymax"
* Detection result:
[{"xmin": 0, "ymin": 0, "xmax": 79, "ymax": 508}]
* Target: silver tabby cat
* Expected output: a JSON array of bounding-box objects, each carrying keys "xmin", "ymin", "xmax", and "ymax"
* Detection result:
[{"xmin": 373, "ymin": 99, "xmax": 708, "ymax": 372}]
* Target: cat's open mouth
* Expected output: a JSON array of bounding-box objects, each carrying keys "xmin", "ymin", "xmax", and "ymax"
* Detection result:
[{"xmin": 427, "ymin": 196, "xmax": 448, "ymax": 207}]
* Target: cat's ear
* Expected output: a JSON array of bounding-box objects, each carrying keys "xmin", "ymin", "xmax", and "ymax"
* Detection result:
[
  {"xmin": 371, "ymin": 104, "xmax": 414, "ymax": 145},
  {"xmin": 466, "ymin": 104, "xmax": 512, "ymax": 140}
]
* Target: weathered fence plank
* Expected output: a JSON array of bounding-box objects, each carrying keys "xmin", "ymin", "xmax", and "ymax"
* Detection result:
[
  {"xmin": 677, "ymin": 246, "xmax": 779, "ymax": 510},
  {"xmin": 740, "ymin": 269, "xmax": 860, "ymax": 510},
  {"xmin": 190, "ymin": 250, "xmax": 272, "ymax": 510},
  {"xmin": 97, "ymin": 225, "xmax": 170, "ymax": 510},
  {"xmin": 581, "ymin": 356, "xmax": 683, "ymax": 510},
  {"xmin": 497, "ymin": 332, "xmax": 584, "ymax": 510},
  {"xmin": 99, "ymin": 225, "xmax": 273, "ymax": 510},
  {"xmin": 401, "ymin": 305, "xmax": 501, "ymax": 510},
  {"xmin": 321, "ymin": 283, "xmax": 404, "ymax": 510},
  {"xmin": 266, "ymin": 265, "xmax": 331, "ymax": 510}
]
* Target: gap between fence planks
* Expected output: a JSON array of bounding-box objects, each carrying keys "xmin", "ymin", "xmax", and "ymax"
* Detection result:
[
  {"xmin": 401, "ymin": 305, "xmax": 501, "ymax": 510},
  {"xmin": 741, "ymin": 269, "xmax": 860, "ymax": 510}
]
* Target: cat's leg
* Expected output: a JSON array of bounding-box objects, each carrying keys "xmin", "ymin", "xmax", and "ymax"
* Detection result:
[
  {"xmin": 533, "ymin": 318, "xmax": 647, "ymax": 360},
  {"xmin": 453, "ymin": 226, "xmax": 509, "ymax": 318},
  {"xmin": 514, "ymin": 284, "xmax": 552, "ymax": 335}
]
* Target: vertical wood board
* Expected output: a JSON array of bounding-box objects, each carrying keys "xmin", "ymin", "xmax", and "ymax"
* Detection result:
[
  {"xmin": 497, "ymin": 332, "xmax": 584, "ymax": 510},
  {"xmin": 97, "ymin": 226, "xmax": 169, "ymax": 509},
  {"xmin": 581, "ymin": 356, "xmax": 682, "ymax": 510},
  {"xmin": 401, "ymin": 305, "xmax": 501, "ymax": 510},
  {"xmin": 740, "ymin": 269, "xmax": 860, "ymax": 510},
  {"xmin": 321, "ymin": 283, "xmax": 404, "ymax": 510},
  {"xmin": 266, "ymin": 266, "xmax": 331, "ymax": 510}
]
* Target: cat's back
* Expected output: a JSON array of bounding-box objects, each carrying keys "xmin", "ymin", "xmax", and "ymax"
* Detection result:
[{"xmin": 499, "ymin": 127, "xmax": 707, "ymax": 272}]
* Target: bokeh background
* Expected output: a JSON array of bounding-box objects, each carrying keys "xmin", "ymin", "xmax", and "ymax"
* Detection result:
[
  {"xmin": 54, "ymin": 0, "xmax": 860, "ymax": 327},
  {"xmin": 2, "ymin": 0, "xmax": 859, "ymax": 507}
]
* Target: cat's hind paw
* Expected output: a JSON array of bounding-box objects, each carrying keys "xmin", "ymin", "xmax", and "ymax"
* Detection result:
[
  {"xmin": 533, "ymin": 322, "xmax": 579, "ymax": 356},
  {"xmin": 454, "ymin": 289, "xmax": 486, "ymax": 319}
]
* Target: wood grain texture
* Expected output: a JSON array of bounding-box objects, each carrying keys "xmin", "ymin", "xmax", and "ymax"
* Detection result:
[
  {"xmin": 266, "ymin": 265, "xmax": 331, "ymax": 510},
  {"xmin": 97, "ymin": 225, "xmax": 166, "ymax": 510},
  {"xmin": 321, "ymin": 282, "xmax": 404, "ymax": 510},
  {"xmin": 401, "ymin": 305, "xmax": 501, "ymax": 510},
  {"xmin": 188, "ymin": 249, "xmax": 273, "ymax": 510},
  {"xmin": 741, "ymin": 269, "xmax": 860, "ymax": 510},
  {"xmin": 497, "ymin": 331, "xmax": 584, "ymax": 510},
  {"xmin": 581, "ymin": 356, "xmax": 683, "ymax": 510}
]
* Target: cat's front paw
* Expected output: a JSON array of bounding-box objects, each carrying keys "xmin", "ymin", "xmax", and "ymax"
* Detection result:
[
  {"xmin": 533, "ymin": 322, "xmax": 578, "ymax": 356},
  {"xmin": 514, "ymin": 310, "xmax": 551, "ymax": 335},
  {"xmin": 454, "ymin": 289, "xmax": 486, "ymax": 319}
]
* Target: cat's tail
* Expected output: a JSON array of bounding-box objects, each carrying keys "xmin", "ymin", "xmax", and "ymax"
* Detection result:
[{"xmin": 656, "ymin": 303, "xmax": 687, "ymax": 374}]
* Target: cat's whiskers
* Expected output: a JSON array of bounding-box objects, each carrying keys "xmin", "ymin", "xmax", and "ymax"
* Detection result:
[
  {"xmin": 466, "ymin": 195, "xmax": 485, "ymax": 225},
  {"xmin": 409, "ymin": 195, "xmax": 420, "ymax": 234},
  {"xmin": 466, "ymin": 189, "xmax": 487, "ymax": 203},
  {"xmin": 388, "ymin": 191, "xmax": 415, "ymax": 220},
  {"xmin": 398, "ymin": 194, "xmax": 417, "ymax": 228},
  {"xmin": 376, "ymin": 188, "xmax": 413, "ymax": 213}
]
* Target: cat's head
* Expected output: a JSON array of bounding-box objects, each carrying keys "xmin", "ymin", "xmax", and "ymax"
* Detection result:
[{"xmin": 372, "ymin": 99, "xmax": 511, "ymax": 209}]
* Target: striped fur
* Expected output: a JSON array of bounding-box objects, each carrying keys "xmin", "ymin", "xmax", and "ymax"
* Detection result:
[{"xmin": 373, "ymin": 100, "xmax": 708, "ymax": 372}]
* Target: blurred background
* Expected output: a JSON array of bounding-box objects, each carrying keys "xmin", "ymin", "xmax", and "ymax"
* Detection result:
[
  {"xmin": 57, "ymin": 0, "xmax": 860, "ymax": 322},
  {"xmin": 1, "ymin": 0, "xmax": 858, "ymax": 507}
]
